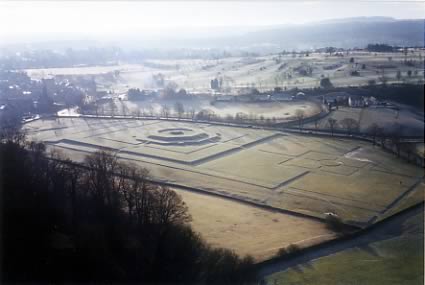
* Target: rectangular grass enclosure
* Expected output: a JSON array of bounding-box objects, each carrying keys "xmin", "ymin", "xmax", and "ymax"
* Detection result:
[{"xmin": 25, "ymin": 117, "xmax": 425, "ymax": 227}]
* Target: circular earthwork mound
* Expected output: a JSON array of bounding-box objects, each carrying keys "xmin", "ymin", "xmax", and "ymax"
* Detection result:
[{"xmin": 144, "ymin": 127, "xmax": 221, "ymax": 145}]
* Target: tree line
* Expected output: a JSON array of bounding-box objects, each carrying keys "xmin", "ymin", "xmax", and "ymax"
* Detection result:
[{"xmin": 0, "ymin": 130, "xmax": 257, "ymax": 284}]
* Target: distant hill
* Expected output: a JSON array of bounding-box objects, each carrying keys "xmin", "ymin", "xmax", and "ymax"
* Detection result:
[
  {"xmin": 125, "ymin": 17, "xmax": 425, "ymax": 53},
  {"xmin": 317, "ymin": 16, "xmax": 397, "ymax": 24},
  {"xmin": 235, "ymin": 18, "xmax": 425, "ymax": 50},
  {"xmin": 2, "ymin": 17, "xmax": 424, "ymax": 55}
]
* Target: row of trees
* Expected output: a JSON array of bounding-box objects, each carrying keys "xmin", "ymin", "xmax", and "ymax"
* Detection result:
[
  {"xmin": 322, "ymin": 118, "xmax": 417, "ymax": 162},
  {"xmin": 0, "ymin": 131, "xmax": 257, "ymax": 283},
  {"xmin": 324, "ymin": 117, "xmax": 360, "ymax": 136},
  {"xmin": 81, "ymin": 100, "xmax": 290, "ymax": 126}
]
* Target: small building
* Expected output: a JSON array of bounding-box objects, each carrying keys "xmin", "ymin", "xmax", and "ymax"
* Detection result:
[
  {"xmin": 322, "ymin": 91, "xmax": 350, "ymax": 107},
  {"xmin": 295, "ymin": 92, "xmax": 306, "ymax": 99},
  {"xmin": 271, "ymin": 93, "xmax": 293, "ymax": 101},
  {"xmin": 214, "ymin": 95, "xmax": 235, "ymax": 102},
  {"xmin": 348, "ymin": 96, "xmax": 365, "ymax": 108},
  {"xmin": 364, "ymin": 96, "xmax": 377, "ymax": 107}
]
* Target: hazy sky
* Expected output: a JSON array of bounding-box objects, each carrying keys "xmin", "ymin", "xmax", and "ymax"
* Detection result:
[{"xmin": 0, "ymin": 1, "xmax": 424, "ymax": 43}]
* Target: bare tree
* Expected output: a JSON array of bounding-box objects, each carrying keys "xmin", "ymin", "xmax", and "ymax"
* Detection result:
[
  {"xmin": 366, "ymin": 123, "xmax": 383, "ymax": 145},
  {"xmin": 328, "ymin": 118, "xmax": 337, "ymax": 136},
  {"xmin": 117, "ymin": 163, "xmax": 151, "ymax": 224},
  {"xmin": 115, "ymin": 165, "xmax": 191, "ymax": 229},
  {"xmin": 68, "ymin": 164, "xmax": 83, "ymax": 229},
  {"xmin": 136, "ymin": 108, "xmax": 142, "ymax": 118},
  {"xmin": 109, "ymin": 100, "xmax": 117, "ymax": 117},
  {"xmin": 174, "ymin": 102, "xmax": 185, "ymax": 119},
  {"xmin": 84, "ymin": 151, "xmax": 120, "ymax": 208},
  {"xmin": 389, "ymin": 123, "xmax": 402, "ymax": 157},
  {"xmin": 340, "ymin": 118, "xmax": 359, "ymax": 135},
  {"xmin": 148, "ymin": 105, "xmax": 155, "ymax": 117},
  {"xmin": 119, "ymin": 101, "xmax": 129, "ymax": 117},
  {"xmin": 235, "ymin": 112, "xmax": 248, "ymax": 123},
  {"xmin": 153, "ymin": 186, "xmax": 191, "ymax": 227},
  {"xmin": 226, "ymin": 114, "xmax": 235, "ymax": 122},
  {"xmin": 295, "ymin": 109, "xmax": 305, "ymax": 130},
  {"xmin": 188, "ymin": 108, "xmax": 196, "ymax": 120},
  {"xmin": 197, "ymin": 109, "xmax": 215, "ymax": 121},
  {"xmin": 0, "ymin": 114, "xmax": 26, "ymax": 145},
  {"xmin": 161, "ymin": 105, "xmax": 170, "ymax": 118},
  {"xmin": 314, "ymin": 119, "xmax": 319, "ymax": 130},
  {"xmin": 396, "ymin": 70, "xmax": 402, "ymax": 81},
  {"xmin": 94, "ymin": 102, "xmax": 99, "ymax": 116}
]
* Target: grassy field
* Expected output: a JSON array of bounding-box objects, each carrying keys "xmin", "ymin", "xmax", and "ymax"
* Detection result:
[
  {"xmin": 265, "ymin": 207, "xmax": 424, "ymax": 285},
  {"xmin": 25, "ymin": 118, "xmax": 425, "ymax": 227},
  {"xmin": 177, "ymin": 189, "xmax": 335, "ymax": 261},
  {"xmin": 304, "ymin": 106, "xmax": 424, "ymax": 137}
]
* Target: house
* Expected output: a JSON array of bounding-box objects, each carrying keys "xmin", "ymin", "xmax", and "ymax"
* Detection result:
[
  {"xmin": 364, "ymin": 96, "xmax": 377, "ymax": 106},
  {"xmin": 323, "ymin": 92, "xmax": 349, "ymax": 103},
  {"xmin": 322, "ymin": 92, "xmax": 350, "ymax": 108},
  {"xmin": 348, "ymin": 96, "xmax": 365, "ymax": 108}
]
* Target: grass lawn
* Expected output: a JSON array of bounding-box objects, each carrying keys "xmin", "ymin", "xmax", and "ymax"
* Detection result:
[{"xmin": 265, "ymin": 209, "xmax": 424, "ymax": 285}]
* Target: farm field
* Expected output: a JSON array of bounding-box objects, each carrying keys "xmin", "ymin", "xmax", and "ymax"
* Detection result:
[
  {"xmin": 24, "ymin": 51, "xmax": 425, "ymax": 93},
  {"xmin": 264, "ymin": 206, "xmax": 424, "ymax": 285},
  {"xmin": 177, "ymin": 189, "xmax": 335, "ymax": 261},
  {"xmin": 24, "ymin": 118, "xmax": 425, "ymax": 228}
]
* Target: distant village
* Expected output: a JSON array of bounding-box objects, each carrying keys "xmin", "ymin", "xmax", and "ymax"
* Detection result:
[{"xmin": 0, "ymin": 70, "xmax": 90, "ymax": 122}]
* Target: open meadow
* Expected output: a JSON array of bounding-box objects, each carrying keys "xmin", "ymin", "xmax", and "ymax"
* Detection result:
[{"xmin": 178, "ymin": 189, "xmax": 335, "ymax": 261}]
